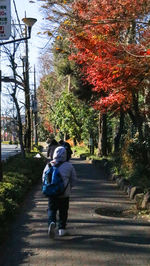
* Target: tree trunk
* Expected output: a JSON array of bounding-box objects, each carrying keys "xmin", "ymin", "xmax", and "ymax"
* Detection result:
[
  {"xmin": 98, "ymin": 112, "xmax": 107, "ymax": 156},
  {"xmin": 129, "ymin": 93, "xmax": 148, "ymax": 163},
  {"xmin": 10, "ymin": 49, "xmax": 25, "ymax": 158},
  {"xmin": 68, "ymin": 74, "xmax": 71, "ymax": 93},
  {"xmin": 73, "ymin": 138, "xmax": 77, "ymax": 146},
  {"xmin": 12, "ymin": 94, "xmax": 25, "ymax": 158},
  {"xmin": 114, "ymin": 111, "xmax": 125, "ymax": 153},
  {"xmin": 132, "ymin": 92, "xmax": 144, "ymax": 142}
]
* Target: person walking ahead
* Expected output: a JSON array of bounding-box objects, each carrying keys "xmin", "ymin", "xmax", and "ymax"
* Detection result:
[
  {"xmin": 42, "ymin": 146, "xmax": 77, "ymax": 238},
  {"xmin": 47, "ymin": 138, "xmax": 59, "ymax": 160}
]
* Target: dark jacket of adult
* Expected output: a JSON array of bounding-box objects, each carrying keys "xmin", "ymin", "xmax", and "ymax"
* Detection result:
[{"xmin": 47, "ymin": 139, "xmax": 59, "ymax": 159}]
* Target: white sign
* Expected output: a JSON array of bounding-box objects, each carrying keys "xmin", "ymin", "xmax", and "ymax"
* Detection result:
[{"xmin": 0, "ymin": 0, "xmax": 11, "ymax": 40}]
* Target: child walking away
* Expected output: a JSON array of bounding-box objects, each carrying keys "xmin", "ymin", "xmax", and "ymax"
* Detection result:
[
  {"xmin": 58, "ymin": 140, "xmax": 73, "ymax": 161},
  {"xmin": 42, "ymin": 146, "xmax": 77, "ymax": 238}
]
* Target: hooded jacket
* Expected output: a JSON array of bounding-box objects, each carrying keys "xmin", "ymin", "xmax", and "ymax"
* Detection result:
[{"xmin": 42, "ymin": 146, "xmax": 77, "ymax": 197}]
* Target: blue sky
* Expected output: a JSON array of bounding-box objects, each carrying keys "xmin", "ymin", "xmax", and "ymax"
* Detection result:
[{"xmin": 12, "ymin": 0, "xmax": 48, "ymax": 66}]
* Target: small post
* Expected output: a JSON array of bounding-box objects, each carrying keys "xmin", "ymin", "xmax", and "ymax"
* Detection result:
[{"xmin": 89, "ymin": 134, "xmax": 94, "ymax": 155}]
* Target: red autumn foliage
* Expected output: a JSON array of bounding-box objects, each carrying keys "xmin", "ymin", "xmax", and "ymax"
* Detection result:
[
  {"xmin": 44, "ymin": 120, "xmax": 53, "ymax": 133},
  {"xmin": 67, "ymin": 0, "xmax": 150, "ymax": 113}
]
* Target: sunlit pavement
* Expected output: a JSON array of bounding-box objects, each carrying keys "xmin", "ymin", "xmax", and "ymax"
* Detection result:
[{"xmin": 1, "ymin": 144, "xmax": 21, "ymax": 160}]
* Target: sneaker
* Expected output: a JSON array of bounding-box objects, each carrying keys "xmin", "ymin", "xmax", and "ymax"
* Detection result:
[
  {"xmin": 48, "ymin": 222, "xmax": 55, "ymax": 239},
  {"xmin": 58, "ymin": 229, "xmax": 66, "ymax": 236}
]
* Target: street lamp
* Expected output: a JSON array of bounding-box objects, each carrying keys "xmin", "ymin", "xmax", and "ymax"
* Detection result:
[
  {"xmin": 0, "ymin": 17, "xmax": 37, "ymax": 181},
  {"xmin": 22, "ymin": 18, "xmax": 37, "ymax": 38},
  {"xmin": 0, "ymin": 17, "xmax": 37, "ymax": 46}
]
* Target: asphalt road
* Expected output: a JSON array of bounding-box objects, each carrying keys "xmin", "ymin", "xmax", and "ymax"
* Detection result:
[
  {"xmin": 1, "ymin": 144, "xmax": 21, "ymax": 160},
  {"xmin": 0, "ymin": 158, "xmax": 150, "ymax": 266}
]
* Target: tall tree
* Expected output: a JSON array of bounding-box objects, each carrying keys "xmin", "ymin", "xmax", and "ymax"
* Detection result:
[
  {"xmin": 63, "ymin": 0, "xmax": 150, "ymax": 155},
  {"xmin": 37, "ymin": 72, "xmax": 65, "ymax": 136},
  {"xmin": 2, "ymin": 43, "xmax": 26, "ymax": 157},
  {"xmin": 39, "ymin": 0, "xmax": 150, "ymax": 157}
]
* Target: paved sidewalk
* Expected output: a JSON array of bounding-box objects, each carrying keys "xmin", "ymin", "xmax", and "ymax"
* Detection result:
[{"xmin": 1, "ymin": 159, "xmax": 150, "ymax": 266}]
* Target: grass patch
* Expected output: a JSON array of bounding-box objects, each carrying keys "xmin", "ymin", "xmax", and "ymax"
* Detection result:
[
  {"xmin": 72, "ymin": 145, "xmax": 89, "ymax": 156},
  {"xmin": 72, "ymin": 145, "xmax": 101, "ymax": 160}
]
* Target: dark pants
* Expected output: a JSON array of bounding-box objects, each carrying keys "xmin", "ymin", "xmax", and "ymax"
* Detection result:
[{"xmin": 48, "ymin": 197, "xmax": 69, "ymax": 229}]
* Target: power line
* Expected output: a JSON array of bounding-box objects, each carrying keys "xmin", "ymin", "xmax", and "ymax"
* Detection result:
[{"xmin": 12, "ymin": 0, "xmax": 24, "ymax": 37}]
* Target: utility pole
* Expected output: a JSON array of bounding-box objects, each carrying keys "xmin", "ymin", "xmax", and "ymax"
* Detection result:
[
  {"xmin": 24, "ymin": 23, "xmax": 31, "ymax": 152},
  {"xmin": 33, "ymin": 65, "xmax": 38, "ymax": 145}
]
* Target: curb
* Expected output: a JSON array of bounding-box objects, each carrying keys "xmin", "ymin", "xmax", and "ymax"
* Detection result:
[
  {"xmin": 109, "ymin": 173, "xmax": 150, "ymax": 211},
  {"xmin": 88, "ymin": 158, "xmax": 150, "ymax": 212}
]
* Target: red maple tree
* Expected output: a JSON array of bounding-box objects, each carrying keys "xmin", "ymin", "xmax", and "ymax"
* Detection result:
[{"xmin": 67, "ymin": 0, "xmax": 150, "ymax": 114}]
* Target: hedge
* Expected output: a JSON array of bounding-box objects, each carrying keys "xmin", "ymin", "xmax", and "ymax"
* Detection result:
[{"xmin": 0, "ymin": 153, "xmax": 46, "ymax": 244}]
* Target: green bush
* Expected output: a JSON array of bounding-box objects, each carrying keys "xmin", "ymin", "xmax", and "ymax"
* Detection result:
[
  {"xmin": 110, "ymin": 151, "xmax": 150, "ymax": 191},
  {"xmin": 72, "ymin": 145, "xmax": 90, "ymax": 157},
  {"xmin": 0, "ymin": 202, "xmax": 5, "ymax": 222},
  {"xmin": 32, "ymin": 144, "xmax": 43, "ymax": 152},
  {"xmin": 0, "ymin": 153, "xmax": 46, "ymax": 244},
  {"xmin": 129, "ymin": 163, "xmax": 150, "ymax": 190}
]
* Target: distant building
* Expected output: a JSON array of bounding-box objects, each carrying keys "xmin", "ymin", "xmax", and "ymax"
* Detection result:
[{"xmin": 1, "ymin": 116, "xmax": 18, "ymax": 142}]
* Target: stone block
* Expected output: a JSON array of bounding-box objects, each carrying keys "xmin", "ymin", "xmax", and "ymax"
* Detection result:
[
  {"xmin": 110, "ymin": 173, "xmax": 118, "ymax": 181},
  {"xmin": 118, "ymin": 178, "xmax": 130, "ymax": 190},
  {"xmin": 123, "ymin": 185, "xmax": 129, "ymax": 193},
  {"xmin": 116, "ymin": 175, "xmax": 122, "ymax": 185},
  {"xmin": 127, "ymin": 186, "xmax": 132, "ymax": 196},
  {"xmin": 141, "ymin": 192, "xmax": 150, "ymax": 209},
  {"xmin": 129, "ymin": 186, "xmax": 143, "ymax": 200},
  {"xmin": 134, "ymin": 193, "xmax": 144, "ymax": 209}
]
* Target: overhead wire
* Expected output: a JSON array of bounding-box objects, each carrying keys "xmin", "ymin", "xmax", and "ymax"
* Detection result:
[
  {"xmin": 11, "ymin": 0, "xmax": 27, "ymax": 63},
  {"xmin": 12, "ymin": 0, "xmax": 24, "ymax": 38}
]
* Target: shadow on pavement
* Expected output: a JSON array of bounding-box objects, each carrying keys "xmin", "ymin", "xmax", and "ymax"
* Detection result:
[{"xmin": 0, "ymin": 159, "xmax": 150, "ymax": 265}]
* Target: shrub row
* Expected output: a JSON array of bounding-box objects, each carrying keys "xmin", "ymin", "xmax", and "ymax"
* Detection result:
[{"xmin": 0, "ymin": 153, "xmax": 46, "ymax": 244}]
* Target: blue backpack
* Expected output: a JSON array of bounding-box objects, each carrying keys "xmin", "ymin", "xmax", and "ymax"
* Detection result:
[{"xmin": 42, "ymin": 163, "xmax": 69, "ymax": 197}]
